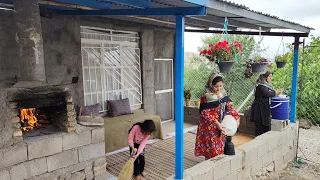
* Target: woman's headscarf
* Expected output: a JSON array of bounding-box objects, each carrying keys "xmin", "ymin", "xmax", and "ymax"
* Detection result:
[
  {"xmin": 256, "ymin": 71, "xmax": 273, "ymax": 90},
  {"xmin": 206, "ymin": 73, "xmax": 220, "ymax": 89},
  {"xmin": 205, "ymin": 73, "xmax": 227, "ymax": 96}
]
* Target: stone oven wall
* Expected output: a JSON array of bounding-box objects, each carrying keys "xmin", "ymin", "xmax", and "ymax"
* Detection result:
[
  {"xmin": 0, "ymin": 5, "xmax": 107, "ymax": 179},
  {"xmin": 8, "ymin": 86, "xmax": 76, "ymax": 141},
  {"xmin": 0, "ymin": 126, "xmax": 106, "ymax": 180},
  {"xmin": 0, "ymin": 86, "xmax": 107, "ymax": 180}
]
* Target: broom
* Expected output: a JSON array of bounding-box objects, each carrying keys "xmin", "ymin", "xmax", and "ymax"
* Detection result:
[{"xmin": 118, "ymin": 153, "xmax": 136, "ymax": 180}]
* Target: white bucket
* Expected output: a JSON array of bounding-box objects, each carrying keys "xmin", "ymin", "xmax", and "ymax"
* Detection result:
[{"xmin": 221, "ymin": 115, "xmax": 237, "ymax": 136}]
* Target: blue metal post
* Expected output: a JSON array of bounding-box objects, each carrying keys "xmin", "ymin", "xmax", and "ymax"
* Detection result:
[
  {"xmin": 290, "ymin": 37, "xmax": 300, "ymax": 123},
  {"xmin": 175, "ymin": 15, "xmax": 185, "ymax": 180}
]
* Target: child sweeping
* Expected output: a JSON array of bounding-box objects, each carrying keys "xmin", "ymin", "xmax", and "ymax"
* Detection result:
[{"xmin": 128, "ymin": 120, "xmax": 156, "ymax": 180}]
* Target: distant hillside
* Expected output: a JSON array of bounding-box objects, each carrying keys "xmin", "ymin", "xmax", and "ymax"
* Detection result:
[{"xmin": 185, "ymin": 52, "xmax": 199, "ymax": 64}]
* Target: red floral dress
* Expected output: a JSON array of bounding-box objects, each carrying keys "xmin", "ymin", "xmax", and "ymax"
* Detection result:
[{"xmin": 194, "ymin": 97, "xmax": 240, "ymax": 160}]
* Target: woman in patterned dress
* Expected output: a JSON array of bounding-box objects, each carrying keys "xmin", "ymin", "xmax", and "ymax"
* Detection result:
[{"xmin": 195, "ymin": 74, "xmax": 240, "ymax": 160}]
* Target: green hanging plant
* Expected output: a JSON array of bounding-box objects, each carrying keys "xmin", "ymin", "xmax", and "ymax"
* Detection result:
[{"xmin": 275, "ymin": 52, "xmax": 290, "ymax": 62}]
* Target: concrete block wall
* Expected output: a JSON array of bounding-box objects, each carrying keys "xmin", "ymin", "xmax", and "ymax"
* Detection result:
[
  {"xmin": 0, "ymin": 126, "xmax": 107, "ymax": 180},
  {"xmin": 41, "ymin": 15, "xmax": 83, "ymax": 106},
  {"xmin": 271, "ymin": 119, "xmax": 290, "ymax": 132},
  {"xmin": 41, "ymin": 15, "xmax": 81, "ymax": 86},
  {"xmin": 167, "ymin": 123, "xmax": 298, "ymax": 180},
  {"xmin": 153, "ymin": 30, "xmax": 175, "ymax": 59},
  {"xmin": 0, "ymin": 11, "xmax": 18, "ymax": 88}
]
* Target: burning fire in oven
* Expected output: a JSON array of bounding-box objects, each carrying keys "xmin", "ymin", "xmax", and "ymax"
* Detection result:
[
  {"xmin": 20, "ymin": 108, "xmax": 39, "ymax": 131},
  {"xmin": 20, "ymin": 108, "xmax": 50, "ymax": 132}
]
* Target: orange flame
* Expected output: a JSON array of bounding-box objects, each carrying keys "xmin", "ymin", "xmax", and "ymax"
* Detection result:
[{"xmin": 20, "ymin": 108, "xmax": 39, "ymax": 131}]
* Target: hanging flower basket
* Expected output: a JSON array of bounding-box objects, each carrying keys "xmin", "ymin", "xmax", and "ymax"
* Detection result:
[
  {"xmin": 275, "ymin": 53, "xmax": 289, "ymax": 69},
  {"xmin": 217, "ymin": 61, "xmax": 235, "ymax": 73},
  {"xmin": 243, "ymin": 59, "xmax": 270, "ymax": 78},
  {"xmin": 245, "ymin": 57, "xmax": 270, "ymax": 73},
  {"xmin": 251, "ymin": 62, "xmax": 269, "ymax": 73},
  {"xmin": 276, "ymin": 61, "xmax": 287, "ymax": 68},
  {"xmin": 200, "ymin": 40, "xmax": 242, "ymax": 73}
]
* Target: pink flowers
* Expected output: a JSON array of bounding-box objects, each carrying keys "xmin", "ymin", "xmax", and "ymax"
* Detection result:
[
  {"xmin": 214, "ymin": 40, "xmax": 230, "ymax": 52},
  {"xmin": 233, "ymin": 41, "xmax": 242, "ymax": 52},
  {"xmin": 200, "ymin": 49, "xmax": 207, "ymax": 55}
]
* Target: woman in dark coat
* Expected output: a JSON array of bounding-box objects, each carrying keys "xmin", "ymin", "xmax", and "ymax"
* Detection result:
[{"xmin": 251, "ymin": 71, "xmax": 284, "ymax": 136}]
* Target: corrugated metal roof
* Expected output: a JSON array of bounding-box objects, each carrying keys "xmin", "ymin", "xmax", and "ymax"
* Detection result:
[
  {"xmin": 6, "ymin": 0, "xmax": 311, "ymax": 33},
  {"xmin": 97, "ymin": 0, "xmax": 313, "ymax": 33},
  {"xmin": 147, "ymin": 0, "xmax": 313, "ymax": 33},
  {"xmin": 214, "ymin": 0, "xmax": 313, "ymax": 30}
]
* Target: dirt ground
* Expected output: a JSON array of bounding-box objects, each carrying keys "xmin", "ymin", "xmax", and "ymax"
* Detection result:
[{"xmin": 259, "ymin": 126, "xmax": 320, "ymax": 180}]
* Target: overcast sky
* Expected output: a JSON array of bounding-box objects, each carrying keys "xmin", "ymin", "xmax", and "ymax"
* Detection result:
[{"xmin": 184, "ymin": 0, "xmax": 320, "ymax": 58}]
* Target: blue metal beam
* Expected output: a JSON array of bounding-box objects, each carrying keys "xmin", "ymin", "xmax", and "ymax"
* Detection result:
[
  {"xmin": 102, "ymin": 0, "xmax": 151, "ymax": 8},
  {"xmin": 175, "ymin": 15, "xmax": 185, "ymax": 180},
  {"xmin": 0, "ymin": 0, "xmax": 13, "ymax": 10},
  {"xmin": 51, "ymin": 0, "xmax": 110, "ymax": 9},
  {"xmin": 290, "ymin": 37, "xmax": 301, "ymax": 123},
  {"xmin": 56, "ymin": 6, "xmax": 206, "ymax": 16},
  {"xmin": 0, "ymin": 0, "xmax": 12, "ymax": 3},
  {"xmin": 40, "ymin": 4, "xmax": 73, "ymax": 10},
  {"xmin": 182, "ymin": 0, "xmax": 211, "ymax": 6},
  {"xmin": 0, "ymin": 0, "xmax": 111, "ymax": 9}
]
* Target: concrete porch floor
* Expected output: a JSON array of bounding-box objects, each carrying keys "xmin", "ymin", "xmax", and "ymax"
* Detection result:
[
  {"xmin": 105, "ymin": 121, "xmax": 254, "ymax": 179},
  {"xmin": 161, "ymin": 120, "xmax": 196, "ymax": 136}
]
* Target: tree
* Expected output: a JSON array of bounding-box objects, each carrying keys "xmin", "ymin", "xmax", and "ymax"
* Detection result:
[{"xmin": 271, "ymin": 36, "xmax": 320, "ymax": 124}]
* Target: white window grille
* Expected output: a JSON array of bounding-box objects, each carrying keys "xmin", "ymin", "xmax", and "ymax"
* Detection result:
[{"xmin": 81, "ymin": 26, "xmax": 142, "ymax": 112}]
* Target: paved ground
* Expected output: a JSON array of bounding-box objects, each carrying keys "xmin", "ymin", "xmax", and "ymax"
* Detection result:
[{"xmin": 258, "ymin": 126, "xmax": 320, "ymax": 180}]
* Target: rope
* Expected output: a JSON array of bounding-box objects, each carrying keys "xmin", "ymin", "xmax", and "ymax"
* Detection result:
[
  {"xmin": 222, "ymin": 17, "xmax": 239, "ymax": 62},
  {"xmin": 223, "ymin": 17, "xmax": 234, "ymax": 43},
  {"xmin": 276, "ymin": 34, "xmax": 285, "ymax": 56},
  {"xmin": 218, "ymin": 18, "xmax": 229, "ymax": 63},
  {"xmin": 251, "ymin": 26, "xmax": 270, "ymax": 59},
  {"xmin": 217, "ymin": 17, "xmax": 240, "ymax": 62}
]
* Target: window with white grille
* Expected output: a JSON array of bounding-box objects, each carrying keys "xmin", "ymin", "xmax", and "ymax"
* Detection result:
[{"xmin": 81, "ymin": 26, "xmax": 142, "ymax": 112}]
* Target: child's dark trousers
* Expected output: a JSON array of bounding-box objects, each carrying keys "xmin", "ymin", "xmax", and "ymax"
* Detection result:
[{"xmin": 129, "ymin": 143, "xmax": 145, "ymax": 177}]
